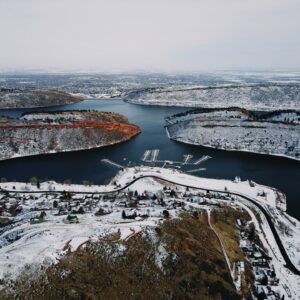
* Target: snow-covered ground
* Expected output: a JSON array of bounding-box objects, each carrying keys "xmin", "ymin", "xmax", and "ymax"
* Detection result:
[
  {"xmin": 0, "ymin": 166, "xmax": 286, "ymax": 211},
  {"xmin": 0, "ymin": 167, "xmax": 299, "ymax": 298},
  {"xmin": 2, "ymin": 72, "xmax": 300, "ymax": 102},
  {"xmin": 166, "ymin": 108, "xmax": 300, "ymax": 160},
  {"xmin": 125, "ymin": 84, "xmax": 300, "ymax": 111},
  {"xmin": 0, "ymin": 210, "xmax": 158, "ymax": 280},
  {"xmin": 0, "ymin": 111, "xmax": 140, "ymax": 161},
  {"xmin": 114, "ymin": 167, "xmax": 287, "ymax": 211}
]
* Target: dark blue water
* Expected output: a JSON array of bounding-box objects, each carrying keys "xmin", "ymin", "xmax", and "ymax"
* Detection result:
[{"xmin": 0, "ymin": 99, "xmax": 299, "ymax": 219}]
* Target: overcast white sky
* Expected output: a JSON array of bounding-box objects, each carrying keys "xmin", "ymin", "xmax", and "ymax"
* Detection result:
[{"xmin": 0, "ymin": 0, "xmax": 299, "ymax": 72}]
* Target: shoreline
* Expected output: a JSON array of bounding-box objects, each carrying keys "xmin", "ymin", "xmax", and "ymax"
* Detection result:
[
  {"xmin": 0, "ymin": 101, "xmax": 82, "ymax": 111},
  {"xmin": 169, "ymin": 135, "xmax": 300, "ymax": 162},
  {"xmin": 125, "ymin": 99, "xmax": 300, "ymax": 111},
  {"xmin": 0, "ymin": 129, "xmax": 140, "ymax": 162}
]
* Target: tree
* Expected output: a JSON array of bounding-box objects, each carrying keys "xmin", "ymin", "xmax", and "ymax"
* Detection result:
[
  {"xmin": 163, "ymin": 210, "xmax": 170, "ymax": 218},
  {"xmin": 61, "ymin": 191, "xmax": 72, "ymax": 201},
  {"xmin": 77, "ymin": 207, "xmax": 84, "ymax": 214},
  {"xmin": 122, "ymin": 210, "xmax": 127, "ymax": 219},
  {"xmin": 37, "ymin": 181, "xmax": 40, "ymax": 189},
  {"xmin": 64, "ymin": 179, "xmax": 72, "ymax": 185},
  {"xmin": 82, "ymin": 180, "xmax": 90, "ymax": 186},
  {"xmin": 53, "ymin": 200, "xmax": 58, "ymax": 208},
  {"xmin": 39, "ymin": 211, "xmax": 46, "ymax": 219},
  {"xmin": 30, "ymin": 176, "xmax": 38, "ymax": 186},
  {"xmin": 170, "ymin": 190, "xmax": 177, "ymax": 198},
  {"xmin": 248, "ymin": 223, "xmax": 256, "ymax": 241}
]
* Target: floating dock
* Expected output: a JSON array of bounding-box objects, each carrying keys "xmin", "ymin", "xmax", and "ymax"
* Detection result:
[
  {"xmin": 186, "ymin": 168, "xmax": 206, "ymax": 173},
  {"xmin": 194, "ymin": 155, "xmax": 211, "ymax": 165},
  {"xmin": 183, "ymin": 154, "xmax": 193, "ymax": 165},
  {"xmin": 101, "ymin": 159, "xmax": 124, "ymax": 169}
]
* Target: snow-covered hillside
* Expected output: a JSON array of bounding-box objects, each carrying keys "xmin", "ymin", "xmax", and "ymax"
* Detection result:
[
  {"xmin": 0, "ymin": 111, "xmax": 140, "ymax": 161},
  {"xmin": 0, "ymin": 89, "xmax": 82, "ymax": 109},
  {"xmin": 166, "ymin": 108, "xmax": 300, "ymax": 160},
  {"xmin": 125, "ymin": 84, "xmax": 300, "ymax": 110}
]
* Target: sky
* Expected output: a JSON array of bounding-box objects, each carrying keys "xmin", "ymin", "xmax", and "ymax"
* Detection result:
[{"xmin": 0, "ymin": 0, "xmax": 300, "ymax": 72}]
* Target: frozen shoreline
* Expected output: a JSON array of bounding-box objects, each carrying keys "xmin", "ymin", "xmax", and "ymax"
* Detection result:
[{"xmin": 170, "ymin": 136, "xmax": 300, "ymax": 162}]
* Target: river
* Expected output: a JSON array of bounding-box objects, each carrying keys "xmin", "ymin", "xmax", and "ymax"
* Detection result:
[{"xmin": 0, "ymin": 99, "xmax": 299, "ymax": 219}]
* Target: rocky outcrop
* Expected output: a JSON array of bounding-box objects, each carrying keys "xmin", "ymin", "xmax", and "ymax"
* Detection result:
[
  {"xmin": 0, "ymin": 111, "xmax": 141, "ymax": 160},
  {"xmin": 0, "ymin": 89, "xmax": 82, "ymax": 109}
]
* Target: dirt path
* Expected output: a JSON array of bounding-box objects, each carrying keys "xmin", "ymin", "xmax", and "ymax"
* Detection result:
[{"xmin": 206, "ymin": 209, "xmax": 239, "ymax": 292}]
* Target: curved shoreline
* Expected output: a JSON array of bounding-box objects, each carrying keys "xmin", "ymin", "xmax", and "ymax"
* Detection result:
[
  {"xmin": 164, "ymin": 106, "xmax": 300, "ymax": 162},
  {"xmin": 168, "ymin": 134, "xmax": 300, "ymax": 162},
  {"xmin": 0, "ymin": 110, "xmax": 141, "ymax": 162},
  {"xmin": 0, "ymin": 102, "xmax": 82, "ymax": 111},
  {"xmin": 0, "ymin": 129, "xmax": 140, "ymax": 162}
]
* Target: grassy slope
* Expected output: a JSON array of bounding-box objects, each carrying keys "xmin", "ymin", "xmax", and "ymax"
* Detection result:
[
  {"xmin": 211, "ymin": 206, "xmax": 253, "ymax": 297},
  {"xmin": 1, "ymin": 210, "xmax": 246, "ymax": 300}
]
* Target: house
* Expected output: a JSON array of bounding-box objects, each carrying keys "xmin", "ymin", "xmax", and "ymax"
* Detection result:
[
  {"xmin": 236, "ymin": 219, "xmax": 242, "ymax": 227},
  {"xmin": 240, "ymin": 239, "xmax": 254, "ymax": 253},
  {"xmin": 254, "ymin": 269, "xmax": 268, "ymax": 285},
  {"xmin": 237, "ymin": 261, "xmax": 245, "ymax": 273},
  {"xmin": 63, "ymin": 214, "xmax": 79, "ymax": 224},
  {"xmin": 118, "ymin": 201, "xmax": 127, "ymax": 207},
  {"xmin": 256, "ymin": 286, "xmax": 278, "ymax": 300},
  {"xmin": 138, "ymin": 200, "xmax": 150, "ymax": 208},
  {"xmin": 251, "ymin": 258, "xmax": 271, "ymax": 268}
]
